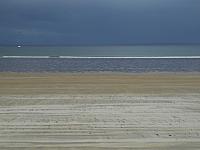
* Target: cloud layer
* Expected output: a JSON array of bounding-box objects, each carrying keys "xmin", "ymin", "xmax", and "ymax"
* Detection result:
[{"xmin": 0, "ymin": 0, "xmax": 200, "ymax": 45}]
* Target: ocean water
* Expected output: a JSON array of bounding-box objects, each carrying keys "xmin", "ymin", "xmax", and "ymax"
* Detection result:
[
  {"xmin": 0, "ymin": 45, "xmax": 200, "ymax": 57},
  {"xmin": 0, "ymin": 45, "xmax": 200, "ymax": 72},
  {"xmin": 0, "ymin": 58, "xmax": 199, "ymax": 72}
]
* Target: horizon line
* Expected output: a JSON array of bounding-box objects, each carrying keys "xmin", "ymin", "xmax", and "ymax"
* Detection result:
[
  {"xmin": 1, "ymin": 56, "xmax": 200, "ymax": 59},
  {"xmin": 1, "ymin": 43, "xmax": 200, "ymax": 47}
]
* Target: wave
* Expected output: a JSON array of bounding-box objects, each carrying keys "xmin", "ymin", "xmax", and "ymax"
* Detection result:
[{"xmin": 1, "ymin": 56, "xmax": 200, "ymax": 59}]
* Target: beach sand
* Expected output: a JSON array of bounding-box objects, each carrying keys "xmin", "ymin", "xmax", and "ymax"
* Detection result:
[{"xmin": 0, "ymin": 72, "xmax": 200, "ymax": 149}]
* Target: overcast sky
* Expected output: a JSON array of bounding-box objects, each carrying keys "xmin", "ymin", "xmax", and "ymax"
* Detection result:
[{"xmin": 0, "ymin": 0, "xmax": 200, "ymax": 45}]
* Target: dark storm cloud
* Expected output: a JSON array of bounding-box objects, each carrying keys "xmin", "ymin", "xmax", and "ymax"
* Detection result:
[{"xmin": 0, "ymin": 0, "xmax": 200, "ymax": 45}]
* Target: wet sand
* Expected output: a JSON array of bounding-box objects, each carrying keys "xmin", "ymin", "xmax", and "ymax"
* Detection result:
[{"xmin": 0, "ymin": 72, "xmax": 200, "ymax": 149}]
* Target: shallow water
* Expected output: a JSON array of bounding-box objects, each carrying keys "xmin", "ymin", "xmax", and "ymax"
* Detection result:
[{"xmin": 0, "ymin": 58, "xmax": 199, "ymax": 72}]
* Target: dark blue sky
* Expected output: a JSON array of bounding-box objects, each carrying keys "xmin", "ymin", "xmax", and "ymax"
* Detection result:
[{"xmin": 0, "ymin": 0, "xmax": 200, "ymax": 45}]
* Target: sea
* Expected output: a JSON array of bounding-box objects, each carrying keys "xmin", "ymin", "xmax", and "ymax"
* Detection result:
[{"xmin": 0, "ymin": 45, "xmax": 200, "ymax": 72}]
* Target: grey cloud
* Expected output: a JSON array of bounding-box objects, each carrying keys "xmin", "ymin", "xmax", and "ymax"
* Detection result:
[{"xmin": 0, "ymin": 0, "xmax": 200, "ymax": 45}]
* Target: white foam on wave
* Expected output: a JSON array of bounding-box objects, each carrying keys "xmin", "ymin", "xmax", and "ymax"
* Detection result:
[
  {"xmin": 1, "ymin": 56, "xmax": 200, "ymax": 59},
  {"xmin": 1, "ymin": 56, "xmax": 50, "ymax": 58},
  {"xmin": 59, "ymin": 56, "xmax": 200, "ymax": 59}
]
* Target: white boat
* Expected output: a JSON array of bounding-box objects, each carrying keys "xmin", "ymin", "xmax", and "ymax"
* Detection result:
[{"xmin": 17, "ymin": 45, "xmax": 21, "ymax": 48}]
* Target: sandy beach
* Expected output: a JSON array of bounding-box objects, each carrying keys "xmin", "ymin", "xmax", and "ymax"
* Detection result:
[{"xmin": 0, "ymin": 72, "xmax": 200, "ymax": 149}]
